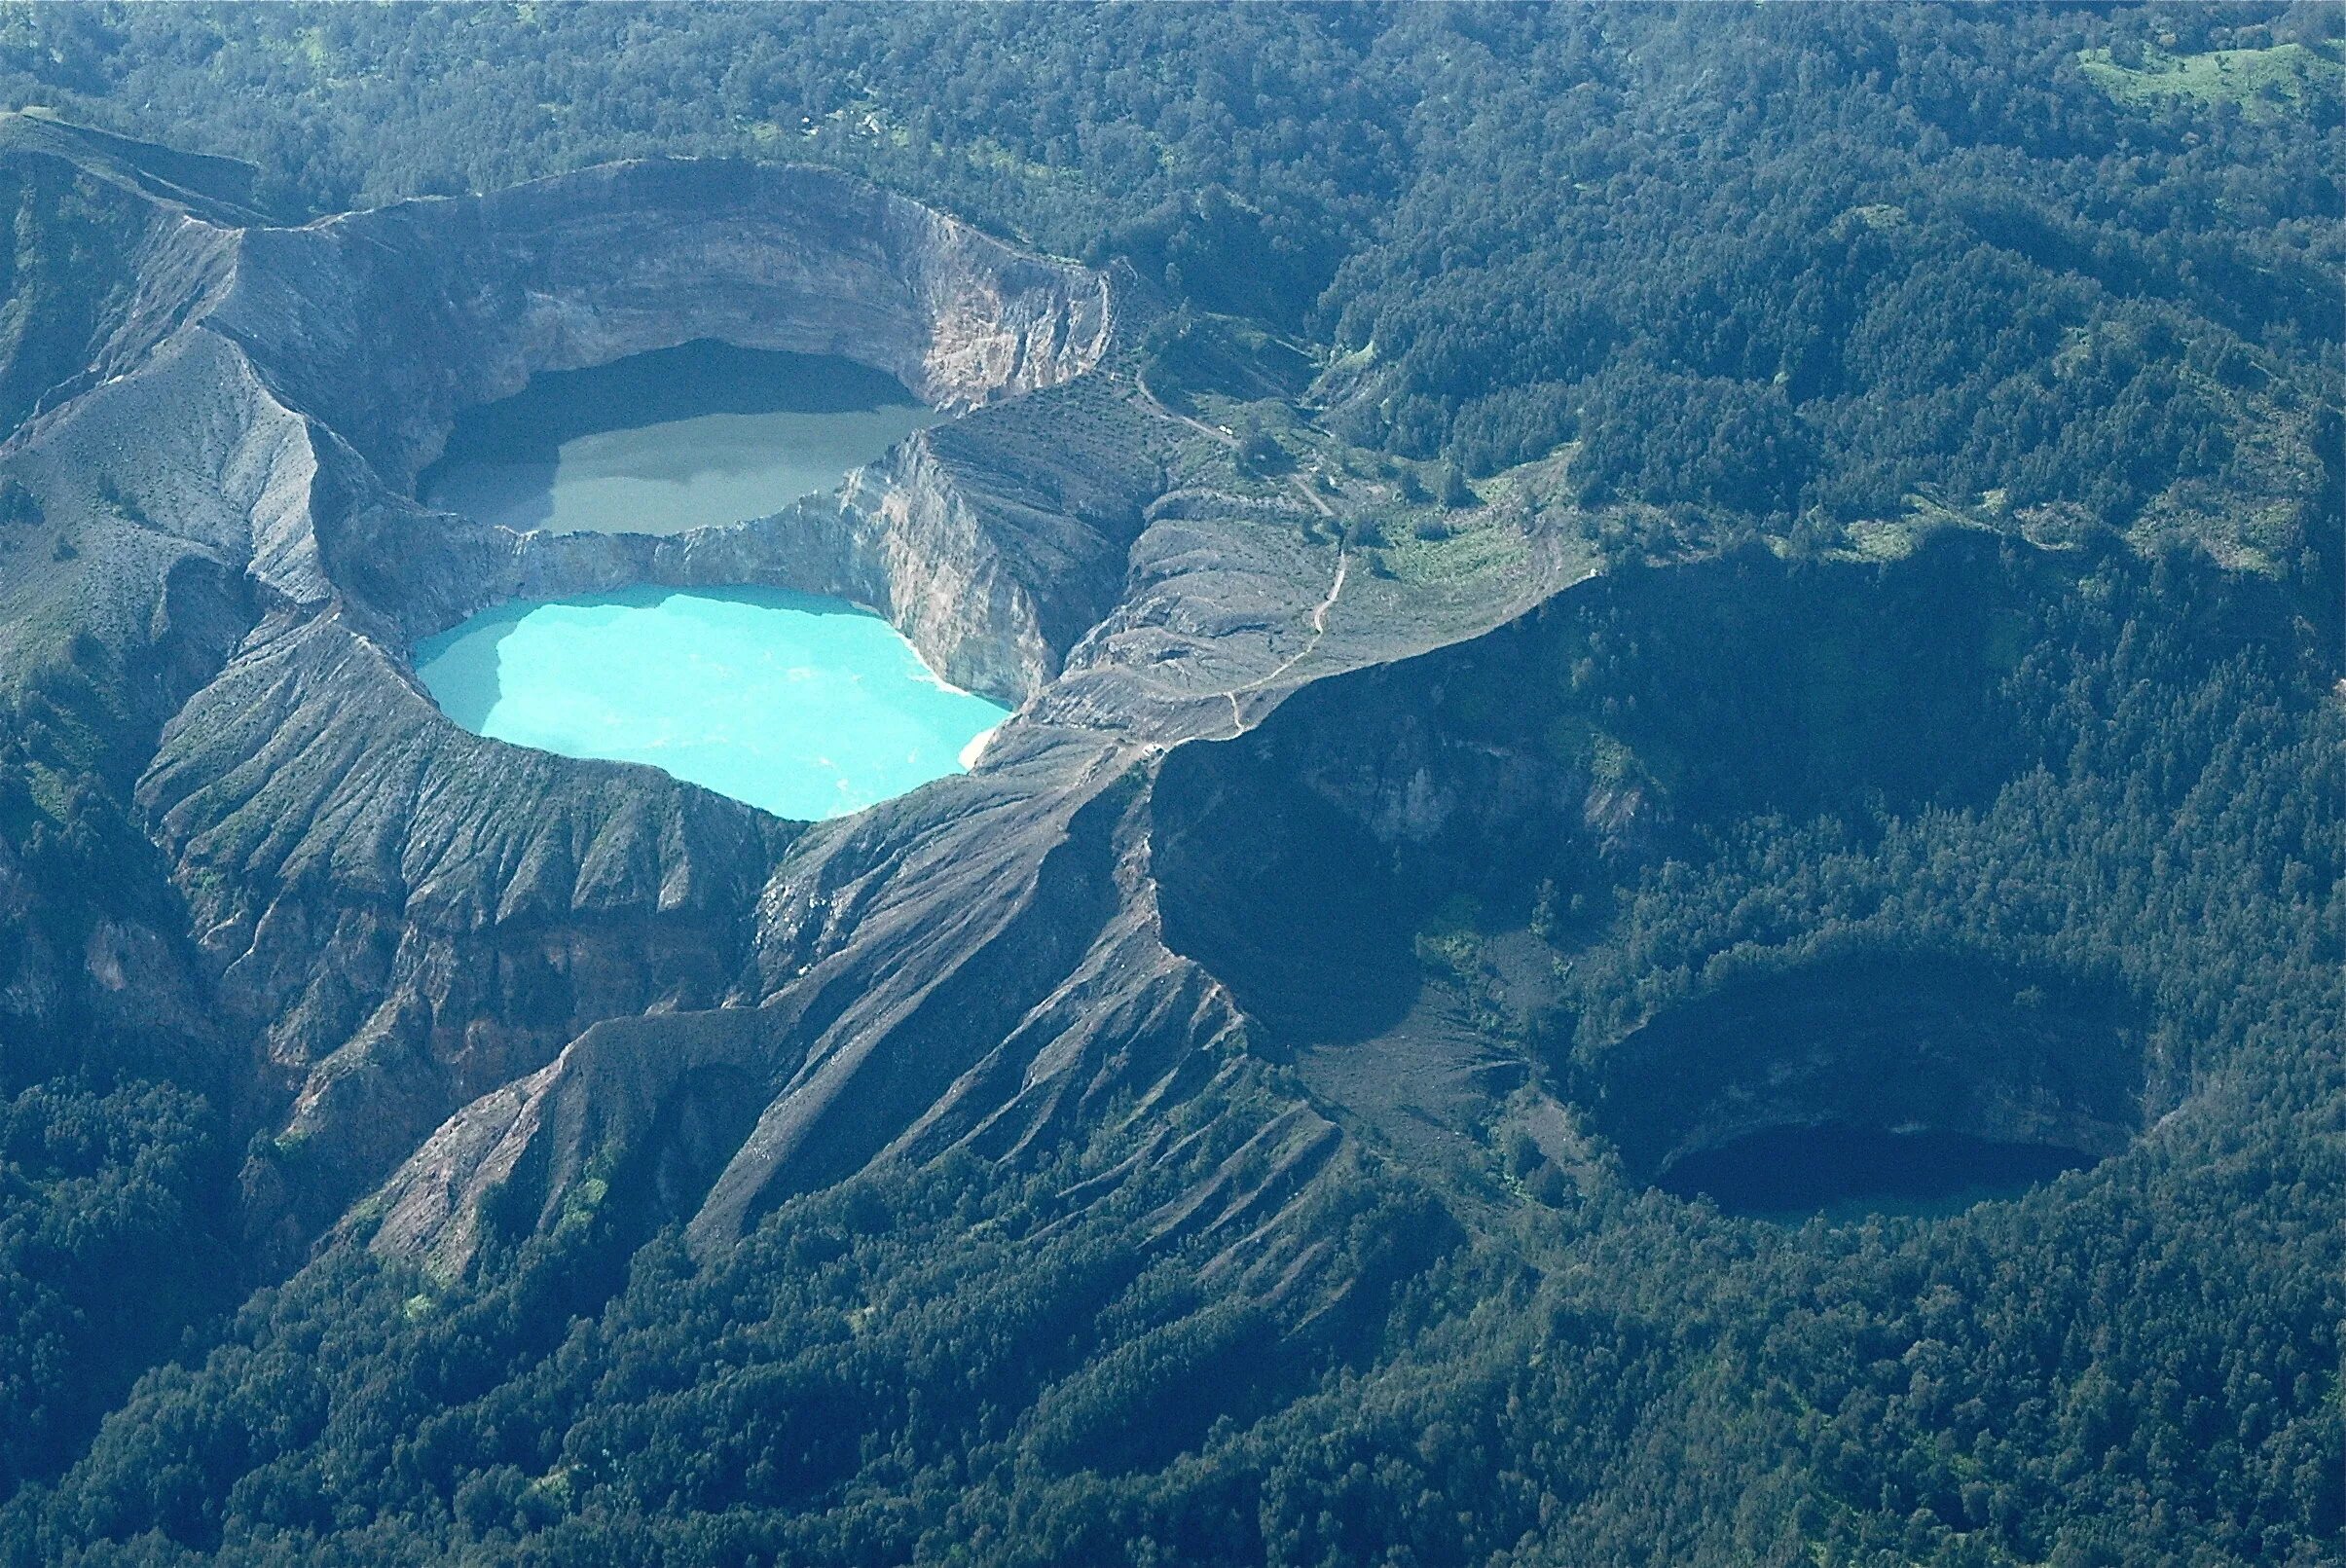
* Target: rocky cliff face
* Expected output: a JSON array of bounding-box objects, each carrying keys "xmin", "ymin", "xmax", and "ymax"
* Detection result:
[
  {"xmin": 0, "ymin": 116, "xmax": 1435, "ymax": 1307},
  {"xmin": 469, "ymin": 370, "xmax": 1166, "ymax": 705},
  {"xmin": 207, "ymin": 159, "xmax": 1115, "ymax": 487},
  {"xmin": 197, "ymin": 159, "xmax": 1147, "ymax": 697},
  {"xmin": 11, "ymin": 117, "xmax": 2115, "ymax": 1334},
  {"xmin": 137, "ymin": 604, "xmax": 789, "ymax": 1258}
]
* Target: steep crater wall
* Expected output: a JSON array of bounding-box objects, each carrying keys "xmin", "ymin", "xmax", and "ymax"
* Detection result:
[
  {"xmin": 10, "ymin": 154, "xmax": 1153, "ymax": 1268},
  {"xmin": 1151, "ymin": 534, "xmax": 2066, "ymax": 1047},
  {"xmin": 205, "ymin": 159, "xmax": 1149, "ymax": 703},
  {"xmin": 211, "ymin": 158, "xmax": 1114, "ymax": 487}
]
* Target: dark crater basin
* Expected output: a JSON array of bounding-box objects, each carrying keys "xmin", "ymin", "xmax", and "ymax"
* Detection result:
[
  {"xmin": 1654, "ymin": 1125, "xmax": 2093, "ymax": 1221},
  {"xmin": 419, "ymin": 339, "xmax": 938, "ymax": 535},
  {"xmin": 1152, "ymin": 731, "xmax": 1420, "ymax": 1046},
  {"xmin": 1592, "ymin": 951, "xmax": 2144, "ymax": 1221}
]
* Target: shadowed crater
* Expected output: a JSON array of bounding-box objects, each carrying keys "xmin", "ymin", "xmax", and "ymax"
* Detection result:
[
  {"xmin": 1147, "ymin": 535, "xmax": 2069, "ymax": 1053},
  {"xmin": 1152, "ymin": 736, "xmax": 1419, "ymax": 1046},
  {"xmin": 1654, "ymin": 1126, "xmax": 2093, "ymax": 1220},
  {"xmin": 1589, "ymin": 950, "xmax": 2144, "ymax": 1220}
]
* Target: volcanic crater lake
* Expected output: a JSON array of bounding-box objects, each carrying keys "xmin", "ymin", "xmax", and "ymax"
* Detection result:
[
  {"xmin": 415, "ymin": 586, "xmax": 1010, "ymax": 821},
  {"xmin": 420, "ymin": 341, "xmax": 941, "ymax": 535}
]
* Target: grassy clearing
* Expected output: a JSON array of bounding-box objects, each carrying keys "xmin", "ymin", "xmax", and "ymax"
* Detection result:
[
  {"xmin": 1376, "ymin": 511, "xmax": 1530, "ymax": 591},
  {"xmin": 2077, "ymin": 42, "xmax": 2343, "ymax": 120}
]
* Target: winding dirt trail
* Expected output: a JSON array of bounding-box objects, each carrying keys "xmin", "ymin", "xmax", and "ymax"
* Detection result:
[
  {"xmin": 1131, "ymin": 367, "xmax": 1349, "ymax": 736},
  {"xmin": 1135, "ymin": 365, "xmax": 1338, "ymax": 521},
  {"xmin": 1134, "ymin": 365, "xmax": 1232, "ymax": 447},
  {"xmin": 1289, "ymin": 473, "xmax": 1337, "ymax": 517},
  {"xmin": 1221, "ymin": 548, "xmax": 1348, "ymax": 738}
]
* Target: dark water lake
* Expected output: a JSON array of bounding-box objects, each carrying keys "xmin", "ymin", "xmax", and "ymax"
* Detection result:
[
  {"xmin": 1656, "ymin": 1124, "xmax": 2093, "ymax": 1222},
  {"xmin": 420, "ymin": 341, "xmax": 939, "ymax": 535}
]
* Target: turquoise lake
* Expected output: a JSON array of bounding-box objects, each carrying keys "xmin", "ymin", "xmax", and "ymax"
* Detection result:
[{"xmin": 414, "ymin": 586, "xmax": 1009, "ymax": 821}]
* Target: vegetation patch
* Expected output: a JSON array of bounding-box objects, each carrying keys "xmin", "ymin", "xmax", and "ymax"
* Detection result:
[{"xmin": 2078, "ymin": 41, "xmax": 2344, "ymax": 121}]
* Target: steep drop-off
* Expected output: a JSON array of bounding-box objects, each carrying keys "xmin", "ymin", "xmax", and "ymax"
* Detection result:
[{"xmin": 0, "ymin": 116, "xmax": 1513, "ymax": 1317}]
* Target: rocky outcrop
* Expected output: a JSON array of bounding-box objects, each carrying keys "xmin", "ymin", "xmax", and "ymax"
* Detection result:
[
  {"xmin": 165, "ymin": 159, "xmax": 1165, "ymax": 706},
  {"xmin": 138, "ymin": 605, "xmax": 788, "ymax": 1259},
  {"xmin": 5, "ymin": 117, "xmax": 2170, "ymax": 1365},
  {"xmin": 447, "ymin": 373, "xmax": 1167, "ymax": 705},
  {"xmin": 0, "ymin": 114, "xmax": 254, "ymax": 456},
  {"xmin": 360, "ymin": 734, "xmax": 1231, "ymax": 1278}
]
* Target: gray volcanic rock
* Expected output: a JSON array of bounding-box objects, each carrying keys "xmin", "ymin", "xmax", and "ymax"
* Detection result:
[
  {"xmin": 0, "ymin": 122, "xmax": 1526, "ymax": 1310},
  {"xmin": 206, "ymin": 158, "xmax": 1116, "ymax": 488},
  {"xmin": 203, "ymin": 160, "xmax": 1168, "ymax": 704},
  {"xmin": 18, "ymin": 116, "xmax": 2112, "ymax": 1353},
  {"xmin": 0, "ymin": 114, "xmax": 256, "ymax": 455},
  {"xmin": 480, "ymin": 371, "xmax": 1168, "ymax": 704},
  {"xmin": 0, "ymin": 135, "xmax": 1184, "ymax": 1267},
  {"xmin": 139, "ymin": 604, "xmax": 788, "ymax": 1258}
]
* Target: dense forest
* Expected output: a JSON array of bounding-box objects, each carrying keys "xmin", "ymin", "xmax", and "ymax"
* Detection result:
[{"xmin": 0, "ymin": 3, "xmax": 2338, "ymax": 1564}]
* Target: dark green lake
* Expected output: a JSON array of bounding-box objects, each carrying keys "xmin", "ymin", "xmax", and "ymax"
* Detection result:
[{"xmin": 420, "ymin": 341, "xmax": 939, "ymax": 535}]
